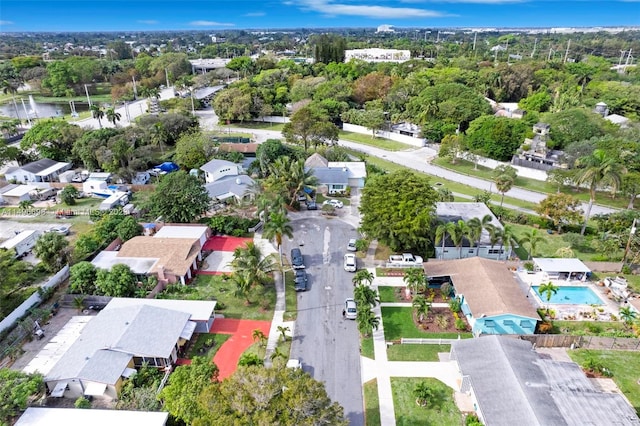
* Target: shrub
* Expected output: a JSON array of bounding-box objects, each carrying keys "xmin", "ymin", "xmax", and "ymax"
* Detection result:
[
  {"xmin": 449, "ymin": 298, "xmax": 462, "ymax": 313},
  {"xmin": 466, "ymin": 414, "xmax": 483, "ymax": 426},
  {"xmin": 454, "ymin": 318, "xmax": 467, "ymax": 331},
  {"xmin": 355, "ymin": 239, "xmax": 369, "ymax": 252},
  {"xmin": 537, "ymin": 321, "xmax": 553, "ymax": 334},
  {"xmin": 75, "ymin": 397, "xmax": 91, "ymax": 409},
  {"xmin": 238, "ymin": 353, "xmax": 264, "ymax": 367}
]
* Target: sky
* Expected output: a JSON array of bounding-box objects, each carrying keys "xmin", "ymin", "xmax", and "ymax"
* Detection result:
[{"xmin": 0, "ymin": 0, "xmax": 639, "ymax": 32}]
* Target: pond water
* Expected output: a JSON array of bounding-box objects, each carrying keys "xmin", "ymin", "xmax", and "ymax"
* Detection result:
[{"xmin": 0, "ymin": 99, "xmax": 90, "ymax": 120}]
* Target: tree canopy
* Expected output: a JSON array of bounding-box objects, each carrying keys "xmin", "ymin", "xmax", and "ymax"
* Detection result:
[{"xmin": 151, "ymin": 171, "xmax": 210, "ymax": 223}]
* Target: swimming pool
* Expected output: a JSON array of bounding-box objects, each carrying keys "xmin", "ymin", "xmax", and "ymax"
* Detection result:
[{"xmin": 532, "ymin": 286, "xmax": 603, "ymax": 305}]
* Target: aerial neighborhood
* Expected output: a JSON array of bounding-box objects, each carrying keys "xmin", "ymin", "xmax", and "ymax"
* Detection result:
[{"xmin": 1, "ymin": 20, "xmax": 640, "ymax": 426}]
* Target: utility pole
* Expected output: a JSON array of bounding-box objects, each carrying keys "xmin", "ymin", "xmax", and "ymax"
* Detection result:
[
  {"xmin": 84, "ymin": 84, "xmax": 92, "ymax": 108},
  {"xmin": 625, "ymin": 48, "xmax": 633, "ymax": 66},
  {"xmin": 531, "ymin": 38, "xmax": 538, "ymax": 58},
  {"xmin": 132, "ymin": 75, "xmax": 138, "ymax": 100},
  {"xmin": 563, "ymin": 39, "xmax": 571, "ymax": 63},
  {"xmin": 472, "ymin": 32, "xmax": 477, "ymax": 51},
  {"xmin": 165, "ymin": 68, "xmax": 170, "ymax": 88}
]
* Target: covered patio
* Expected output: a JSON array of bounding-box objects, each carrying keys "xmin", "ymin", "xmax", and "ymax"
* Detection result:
[{"xmin": 531, "ymin": 258, "xmax": 591, "ymax": 281}]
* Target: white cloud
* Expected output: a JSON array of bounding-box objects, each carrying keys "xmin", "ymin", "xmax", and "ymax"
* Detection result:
[
  {"xmin": 0, "ymin": 20, "xmax": 14, "ymax": 26},
  {"xmin": 189, "ymin": 20, "xmax": 235, "ymax": 27},
  {"xmin": 244, "ymin": 12, "xmax": 266, "ymax": 17},
  {"xmin": 292, "ymin": 0, "xmax": 446, "ymax": 18},
  {"xmin": 137, "ymin": 20, "xmax": 159, "ymax": 25},
  {"xmin": 430, "ymin": 0, "xmax": 524, "ymax": 3}
]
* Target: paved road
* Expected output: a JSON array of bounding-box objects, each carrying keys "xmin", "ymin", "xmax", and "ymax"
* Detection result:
[{"xmin": 286, "ymin": 212, "xmax": 364, "ymax": 425}]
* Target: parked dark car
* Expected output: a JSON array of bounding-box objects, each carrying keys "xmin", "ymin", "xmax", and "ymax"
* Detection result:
[
  {"xmin": 291, "ymin": 248, "xmax": 305, "ymax": 269},
  {"xmin": 294, "ymin": 269, "xmax": 308, "ymax": 291},
  {"xmin": 306, "ymin": 200, "xmax": 318, "ymax": 210}
]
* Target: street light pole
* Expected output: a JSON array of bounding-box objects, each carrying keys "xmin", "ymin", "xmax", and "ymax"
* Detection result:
[{"xmin": 84, "ymin": 84, "xmax": 92, "ymax": 108}]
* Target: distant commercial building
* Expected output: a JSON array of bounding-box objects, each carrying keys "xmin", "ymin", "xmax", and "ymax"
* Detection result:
[
  {"xmin": 376, "ymin": 25, "xmax": 395, "ymax": 33},
  {"xmin": 344, "ymin": 48, "xmax": 410, "ymax": 63}
]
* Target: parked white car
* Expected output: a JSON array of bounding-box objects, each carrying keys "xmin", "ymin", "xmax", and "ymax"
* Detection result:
[
  {"xmin": 344, "ymin": 253, "xmax": 357, "ymax": 272},
  {"xmin": 323, "ymin": 199, "xmax": 344, "ymax": 209},
  {"xmin": 347, "ymin": 238, "xmax": 357, "ymax": 252}
]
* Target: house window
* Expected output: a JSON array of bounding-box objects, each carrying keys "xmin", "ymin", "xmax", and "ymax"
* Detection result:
[
  {"xmin": 468, "ymin": 250, "xmax": 474, "ymax": 254},
  {"xmin": 503, "ymin": 319, "xmax": 515, "ymax": 326},
  {"xmin": 484, "ymin": 320, "xmax": 496, "ymax": 327},
  {"xmin": 488, "ymin": 249, "xmax": 503, "ymax": 255},
  {"xmin": 520, "ymin": 320, "xmax": 534, "ymax": 328},
  {"xmin": 333, "ymin": 185, "xmax": 344, "ymax": 190}
]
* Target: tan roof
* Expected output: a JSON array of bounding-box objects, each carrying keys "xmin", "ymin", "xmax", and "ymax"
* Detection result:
[
  {"xmin": 218, "ymin": 143, "xmax": 259, "ymax": 154},
  {"xmin": 117, "ymin": 236, "xmax": 201, "ymax": 277},
  {"xmin": 304, "ymin": 153, "xmax": 328, "ymax": 168},
  {"xmin": 424, "ymin": 257, "xmax": 538, "ymax": 319}
]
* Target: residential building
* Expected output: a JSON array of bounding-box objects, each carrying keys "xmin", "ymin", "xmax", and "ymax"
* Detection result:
[
  {"xmin": 425, "ymin": 257, "xmax": 539, "ymax": 335},
  {"xmin": 4, "ymin": 159, "xmax": 72, "ymax": 184},
  {"xmin": 200, "ymin": 158, "xmax": 255, "ymax": 203},
  {"xmin": 376, "ymin": 24, "xmax": 395, "ymax": 33},
  {"xmin": 16, "ymin": 408, "xmax": 168, "ymax": 426},
  {"xmin": 304, "ymin": 154, "xmax": 366, "ymax": 194},
  {"xmin": 344, "ymin": 48, "xmax": 410, "ymax": 63},
  {"xmin": 512, "ymin": 122, "xmax": 565, "ymax": 171},
  {"xmin": 451, "ymin": 335, "xmax": 640, "ymax": 425},
  {"xmin": 42, "ymin": 298, "xmax": 215, "ymax": 400},
  {"xmin": 0, "ymin": 184, "xmax": 37, "ymax": 205},
  {"xmin": 434, "ymin": 202, "xmax": 507, "ymax": 260}
]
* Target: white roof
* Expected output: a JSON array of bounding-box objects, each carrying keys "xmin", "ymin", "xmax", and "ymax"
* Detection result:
[
  {"xmin": 2, "ymin": 184, "xmax": 38, "ymax": 197},
  {"xmin": 328, "ymin": 162, "xmax": 367, "ymax": 179},
  {"xmin": 35, "ymin": 162, "xmax": 70, "ymax": 177},
  {"xmin": 83, "ymin": 382, "xmax": 107, "ymax": 396},
  {"xmin": 0, "ymin": 230, "xmax": 39, "ymax": 250},
  {"xmin": 87, "ymin": 172, "xmax": 111, "ymax": 181},
  {"xmin": 533, "ymin": 258, "xmax": 591, "ymax": 273},
  {"xmin": 91, "ymin": 251, "xmax": 157, "ymax": 274},
  {"xmin": 103, "ymin": 297, "xmax": 216, "ymax": 322},
  {"xmin": 605, "ymin": 114, "xmax": 629, "ymax": 125},
  {"xmin": 16, "ymin": 408, "xmax": 168, "ymax": 426},
  {"xmin": 155, "ymin": 225, "xmax": 208, "ymax": 240}
]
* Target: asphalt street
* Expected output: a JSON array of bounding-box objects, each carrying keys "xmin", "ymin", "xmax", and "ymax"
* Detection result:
[{"xmin": 286, "ymin": 213, "xmax": 364, "ymax": 426}]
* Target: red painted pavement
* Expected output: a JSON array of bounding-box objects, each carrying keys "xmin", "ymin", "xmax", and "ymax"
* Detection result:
[
  {"xmin": 195, "ymin": 270, "xmax": 232, "ymax": 276},
  {"xmin": 203, "ymin": 236, "xmax": 253, "ymax": 252},
  {"xmin": 209, "ymin": 318, "xmax": 271, "ymax": 380}
]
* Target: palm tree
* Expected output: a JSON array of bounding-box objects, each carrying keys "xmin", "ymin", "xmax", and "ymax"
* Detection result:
[
  {"xmin": 412, "ymin": 294, "xmax": 432, "ymax": 323},
  {"xmin": 262, "ymin": 211, "xmax": 293, "ymax": 265},
  {"xmin": 403, "ymin": 267, "xmax": 426, "ymax": 296},
  {"xmin": 354, "ymin": 284, "xmax": 379, "ymax": 308},
  {"xmin": 230, "ymin": 272, "xmax": 252, "ymax": 304},
  {"xmin": 149, "ymin": 122, "xmax": 168, "ymax": 154},
  {"xmin": 268, "ymin": 157, "xmax": 317, "ymax": 206},
  {"xmin": 18, "ymin": 199, "xmax": 34, "ymax": 209},
  {"xmin": 449, "ymin": 220, "xmax": 469, "ymax": 259},
  {"xmin": 356, "ymin": 308, "xmax": 380, "ymax": 337},
  {"xmin": 270, "ymin": 346, "xmax": 287, "ymax": 361},
  {"xmin": 520, "ymin": 229, "xmax": 545, "ymax": 260},
  {"xmin": 619, "ymin": 307, "xmax": 637, "ymax": 329},
  {"xmin": 574, "ymin": 149, "xmax": 623, "ymax": 235},
  {"xmin": 352, "ymin": 269, "xmax": 374, "ymax": 287},
  {"xmin": 494, "ymin": 174, "xmax": 514, "ymax": 207},
  {"xmin": 276, "ymin": 325, "xmax": 290, "ymax": 342},
  {"xmin": 435, "ymin": 314, "xmax": 449, "ymax": 330},
  {"xmin": 499, "ymin": 224, "xmax": 519, "ymax": 260},
  {"xmin": 90, "ymin": 104, "xmax": 104, "ymax": 128},
  {"xmin": 413, "ymin": 381, "xmax": 434, "ymax": 407},
  {"xmin": 252, "ymin": 329, "xmax": 267, "ymax": 347},
  {"xmin": 105, "ymin": 107, "xmax": 121, "ymax": 127},
  {"xmin": 435, "ymin": 221, "xmax": 456, "ymax": 259},
  {"xmin": 538, "ymin": 281, "xmax": 559, "ymax": 314},
  {"xmin": 230, "ymin": 241, "xmax": 277, "ymax": 290}
]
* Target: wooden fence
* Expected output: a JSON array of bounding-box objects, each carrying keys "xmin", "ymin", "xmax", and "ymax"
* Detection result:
[{"xmin": 520, "ymin": 334, "xmax": 640, "ymax": 350}]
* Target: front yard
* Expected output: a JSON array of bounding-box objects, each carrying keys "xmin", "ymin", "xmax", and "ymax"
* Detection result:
[
  {"xmin": 381, "ymin": 307, "xmax": 472, "ymax": 341},
  {"xmin": 391, "ymin": 378, "xmax": 463, "ymax": 426}
]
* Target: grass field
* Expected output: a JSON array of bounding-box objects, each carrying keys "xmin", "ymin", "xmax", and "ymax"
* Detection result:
[
  {"xmin": 568, "ymin": 349, "xmax": 640, "ymax": 415},
  {"xmin": 283, "ymin": 271, "xmax": 298, "ymax": 321},
  {"xmin": 229, "ymin": 122, "xmax": 285, "ymax": 131},
  {"xmin": 339, "ymin": 131, "xmax": 415, "ymax": 151},
  {"xmin": 387, "ymin": 344, "xmax": 450, "ymax": 362},
  {"xmin": 391, "ymin": 378, "xmax": 462, "ymax": 426},
  {"xmin": 185, "ymin": 333, "xmax": 231, "ymax": 359},
  {"xmin": 361, "ymin": 336, "xmax": 375, "ymax": 359},
  {"xmin": 378, "ymin": 286, "xmax": 397, "ymax": 303},
  {"xmin": 364, "ymin": 379, "xmax": 381, "ymax": 426},
  {"xmin": 381, "ymin": 307, "xmax": 473, "ymax": 340}
]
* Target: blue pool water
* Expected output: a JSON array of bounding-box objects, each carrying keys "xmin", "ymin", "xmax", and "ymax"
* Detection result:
[{"xmin": 532, "ymin": 286, "xmax": 603, "ymax": 305}]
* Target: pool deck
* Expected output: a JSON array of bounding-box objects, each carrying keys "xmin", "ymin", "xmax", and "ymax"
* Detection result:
[{"xmin": 515, "ymin": 271, "xmax": 621, "ymax": 321}]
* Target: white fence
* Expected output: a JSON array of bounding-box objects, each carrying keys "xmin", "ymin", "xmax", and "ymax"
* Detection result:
[
  {"xmin": 459, "ymin": 152, "xmax": 548, "ymax": 181},
  {"xmin": 253, "ymin": 116, "xmax": 290, "ymax": 124},
  {"xmin": 400, "ymin": 337, "xmax": 460, "ymax": 344},
  {"xmin": 0, "ymin": 265, "xmax": 70, "ymax": 334},
  {"xmin": 342, "ymin": 123, "xmax": 426, "ymax": 148}
]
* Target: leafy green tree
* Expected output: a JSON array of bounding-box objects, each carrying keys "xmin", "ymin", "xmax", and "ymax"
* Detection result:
[
  {"xmin": 0, "ymin": 369, "xmax": 44, "ymax": 424},
  {"xmin": 574, "ymin": 149, "xmax": 623, "ymax": 235},
  {"xmin": 518, "ymin": 90, "xmax": 552, "ymax": 113},
  {"xmin": 465, "ymin": 115, "xmax": 529, "ymax": 161},
  {"xmin": 194, "ymin": 365, "xmax": 347, "ymax": 425},
  {"xmin": 621, "ymin": 172, "xmax": 640, "ymax": 210},
  {"xmin": 438, "ymin": 134, "xmax": 465, "ymax": 164},
  {"xmin": 33, "ymin": 232, "xmax": 69, "ymax": 272},
  {"xmin": 20, "ymin": 120, "xmax": 84, "ymax": 161},
  {"xmin": 538, "ymin": 281, "xmax": 558, "ymax": 314},
  {"xmin": 69, "ymin": 261, "xmax": 97, "ymax": 294},
  {"xmin": 520, "ymin": 229, "xmax": 546, "ymax": 260},
  {"xmin": 541, "ymin": 108, "xmax": 606, "ymax": 150},
  {"xmin": 536, "ymin": 193, "xmax": 583, "ymax": 233},
  {"xmin": 116, "ymin": 216, "xmax": 143, "ymax": 242},
  {"xmin": 73, "ymin": 233, "xmax": 101, "ymax": 261},
  {"xmin": 282, "ymin": 105, "xmax": 338, "ymax": 151},
  {"xmin": 151, "ymin": 171, "xmax": 210, "ymax": 223},
  {"xmin": 174, "ymin": 131, "xmax": 213, "ymax": 170},
  {"xmin": 59, "ymin": 184, "xmax": 78, "ymax": 206},
  {"xmin": 159, "ymin": 356, "xmax": 219, "ymax": 425},
  {"xmin": 95, "ymin": 264, "xmax": 137, "ymax": 297},
  {"xmin": 360, "ymin": 170, "xmax": 438, "ymax": 255},
  {"xmin": 313, "ymin": 34, "xmax": 347, "ymax": 64},
  {"xmin": 262, "ymin": 211, "xmax": 293, "ymax": 264}
]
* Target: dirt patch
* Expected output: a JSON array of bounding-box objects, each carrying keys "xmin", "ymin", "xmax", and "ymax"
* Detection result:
[{"xmin": 413, "ymin": 307, "xmax": 469, "ymax": 334}]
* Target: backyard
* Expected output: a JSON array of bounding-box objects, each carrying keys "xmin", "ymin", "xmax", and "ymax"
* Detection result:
[{"xmin": 184, "ymin": 333, "xmax": 231, "ymax": 359}]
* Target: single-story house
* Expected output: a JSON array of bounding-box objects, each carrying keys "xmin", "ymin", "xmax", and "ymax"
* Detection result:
[
  {"xmin": 4, "ymin": 159, "xmax": 72, "ymax": 184},
  {"xmin": 0, "ymin": 184, "xmax": 36, "ymax": 205},
  {"xmin": 218, "ymin": 143, "xmax": 259, "ymax": 156},
  {"xmin": 153, "ymin": 224, "xmax": 211, "ymax": 248},
  {"xmin": 205, "ymin": 174, "xmax": 255, "ymax": 203},
  {"xmin": 310, "ymin": 167, "xmax": 349, "ymax": 195},
  {"xmin": 425, "ymin": 257, "xmax": 539, "ymax": 335},
  {"xmin": 16, "ymin": 408, "xmax": 168, "ymax": 426},
  {"xmin": 304, "ymin": 153, "xmax": 366, "ymax": 194},
  {"xmin": 92, "ymin": 234, "xmax": 204, "ymax": 285},
  {"xmin": 328, "ymin": 161, "xmax": 366, "ymax": 188},
  {"xmin": 200, "ymin": 158, "xmax": 241, "ymax": 183},
  {"xmin": 451, "ymin": 335, "xmax": 640, "ymax": 425},
  {"xmin": 532, "ymin": 258, "xmax": 591, "ymax": 281},
  {"xmin": 43, "ymin": 300, "xmax": 212, "ymax": 400},
  {"xmin": 435, "ymin": 202, "xmax": 507, "ymax": 260}
]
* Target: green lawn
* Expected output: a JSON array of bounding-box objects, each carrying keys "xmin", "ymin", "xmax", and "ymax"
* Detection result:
[
  {"xmin": 229, "ymin": 121, "xmax": 285, "ymax": 131},
  {"xmin": 339, "ymin": 131, "xmax": 415, "ymax": 152},
  {"xmin": 283, "ymin": 271, "xmax": 298, "ymax": 321},
  {"xmin": 387, "ymin": 344, "xmax": 450, "ymax": 362},
  {"xmin": 185, "ymin": 333, "xmax": 231, "ymax": 360},
  {"xmin": 364, "ymin": 379, "xmax": 381, "ymax": 426},
  {"xmin": 381, "ymin": 307, "xmax": 472, "ymax": 340},
  {"xmin": 391, "ymin": 378, "xmax": 462, "ymax": 426},
  {"xmin": 378, "ymin": 286, "xmax": 398, "ymax": 303},
  {"xmin": 433, "ymin": 157, "xmax": 637, "ymax": 210},
  {"xmin": 163, "ymin": 274, "xmax": 276, "ymax": 320},
  {"xmin": 552, "ymin": 320, "xmax": 630, "ymax": 336},
  {"xmin": 361, "ymin": 336, "xmax": 374, "ymax": 359},
  {"xmin": 568, "ymin": 349, "xmax": 640, "ymax": 415}
]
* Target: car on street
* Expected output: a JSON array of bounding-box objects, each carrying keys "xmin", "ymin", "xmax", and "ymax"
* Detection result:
[
  {"xmin": 47, "ymin": 225, "xmax": 70, "ymax": 236},
  {"xmin": 347, "ymin": 238, "xmax": 357, "ymax": 252},
  {"xmin": 306, "ymin": 200, "xmax": 318, "ymax": 210},
  {"xmin": 323, "ymin": 199, "xmax": 344, "ymax": 209},
  {"xmin": 344, "ymin": 253, "xmax": 357, "ymax": 272},
  {"xmin": 291, "ymin": 248, "xmax": 305, "ymax": 269},
  {"xmin": 344, "ymin": 298, "xmax": 357, "ymax": 319},
  {"xmin": 294, "ymin": 269, "xmax": 308, "ymax": 291}
]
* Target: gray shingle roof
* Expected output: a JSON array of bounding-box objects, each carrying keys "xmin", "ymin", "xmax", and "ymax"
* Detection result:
[
  {"xmin": 311, "ymin": 167, "xmax": 349, "ymax": 185},
  {"xmin": 205, "ymin": 174, "xmax": 254, "ymax": 200},
  {"xmin": 19, "ymin": 158, "xmax": 59, "ymax": 174},
  {"xmin": 452, "ymin": 336, "xmax": 640, "ymax": 426}
]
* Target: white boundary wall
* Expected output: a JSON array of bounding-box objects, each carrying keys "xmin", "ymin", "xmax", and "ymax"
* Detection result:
[
  {"xmin": 0, "ymin": 265, "xmax": 69, "ymax": 334},
  {"xmin": 254, "ymin": 116, "xmax": 290, "ymax": 124},
  {"xmin": 342, "ymin": 123, "xmax": 426, "ymax": 148},
  {"xmin": 460, "ymin": 153, "xmax": 548, "ymax": 181}
]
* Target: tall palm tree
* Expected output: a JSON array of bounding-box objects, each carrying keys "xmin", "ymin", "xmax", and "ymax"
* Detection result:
[
  {"xmin": 262, "ymin": 211, "xmax": 293, "ymax": 265},
  {"xmin": 574, "ymin": 149, "xmax": 623, "ymax": 235},
  {"xmin": 354, "ymin": 284, "xmax": 379, "ymax": 308},
  {"xmin": 412, "ymin": 294, "xmax": 432, "ymax": 323},
  {"xmin": 356, "ymin": 308, "xmax": 380, "ymax": 337},
  {"xmin": 403, "ymin": 267, "xmax": 426, "ymax": 296},
  {"xmin": 252, "ymin": 329, "xmax": 267, "ymax": 347},
  {"xmin": 149, "ymin": 122, "xmax": 168, "ymax": 154},
  {"xmin": 538, "ymin": 281, "xmax": 558, "ymax": 314},
  {"xmin": 352, "ymin": 269, "xmax": 374, "ymax": 287},
  {"xmin": 498, "ymin": 224, "xmax": 519, "ymax": 260},
  {"xmin": 268, "ymin": 157, "xmax": 317, "ymax": 206},
  {"xmin": 619, "ymin": 307, "xmax": 637, "ymax": 329},
  {"xmin": 450, "ymin": 220, "xmax": 469, "ymax": 259},
  {"xmin": 230, "ymin": 241, "xmax": 277, "ymax": 290},
  {"xmin": 105, "ymin": 107, "xmax": 121, "ymax": 127},
  {"xmin": 520, "ymin": 229, "xmax": 545, "ymax": 260},
  {"xmin": 90, "ymin": 104, "xmax": 104, "ymax": 128},
  {"xmin": 435, "ymin": 221, "xmax": 456, "ymax": 259},
  {"xmin": 494, "ymin": 174, "xmax": 514, "ymax": 207}
]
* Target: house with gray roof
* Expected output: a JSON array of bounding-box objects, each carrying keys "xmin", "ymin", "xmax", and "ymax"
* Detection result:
[
  {"xmin": 43, "ymin": 299, "xmax": 211, "ymax": 400},
  {"xmin": 200, "ymin": 158, "xmax": 255, "ymax": 203},
  {"xmin": 451, "ymin": 336, "xmax": 640, "ymax": 425},
  {"xmin": 200, "ymin": 158, "xmax": 240, "ymax": 183},
  {"xmin": 311, "ymin": 167, "xmax": 349, "ymax": 195},
  {"xmin": 4, "ymin": 158, "xmax": 71, "ymax": 184}
]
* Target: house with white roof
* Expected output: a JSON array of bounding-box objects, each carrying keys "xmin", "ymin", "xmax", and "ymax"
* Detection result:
[
  {"xmin": 4, "ymin": 159, "xmax": 71, "ymax": 184},
  {"xmin": 16, "ymin": 408, "xmax": 168, "ymax": 426},
  {"xmin": 0, "ymin": 184, "xmax": 37, "ymax": 205},
  {"xmin": 200, "ymin": 158, "xmax": 255, "ymax": 203}
]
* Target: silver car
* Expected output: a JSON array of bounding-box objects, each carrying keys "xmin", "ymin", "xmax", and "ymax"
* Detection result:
[{"xmin": 344, "ymin": 298, "xmax": 357, "ymax": 320}]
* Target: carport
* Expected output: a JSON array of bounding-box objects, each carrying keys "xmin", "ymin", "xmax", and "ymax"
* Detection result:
[{"xmin": 532, "ymin": 258, "xmax": 591, "ymax": 281}]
